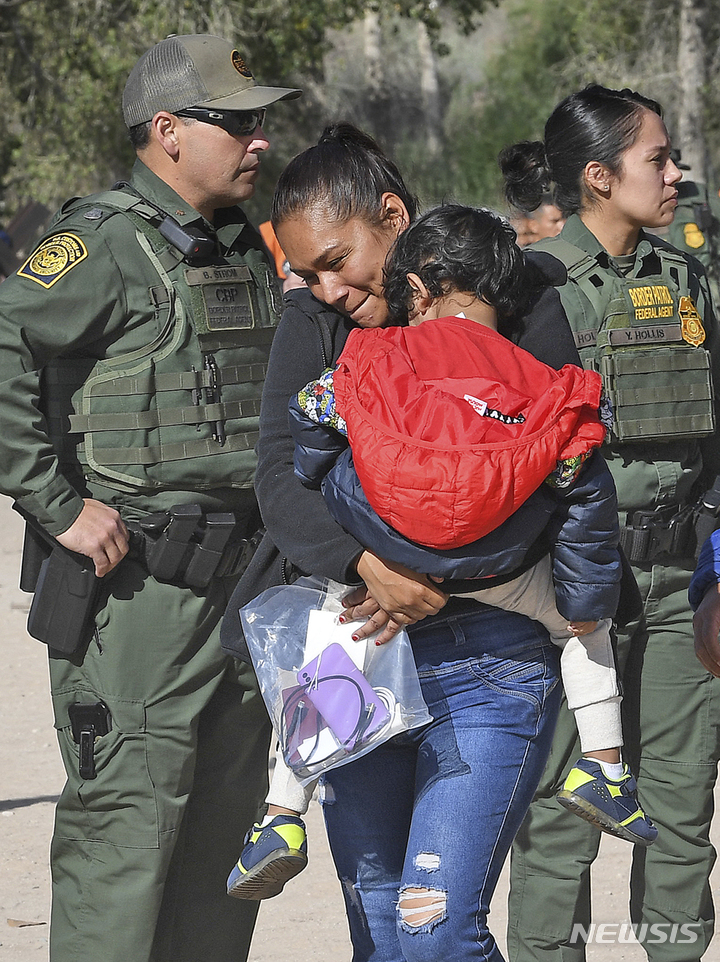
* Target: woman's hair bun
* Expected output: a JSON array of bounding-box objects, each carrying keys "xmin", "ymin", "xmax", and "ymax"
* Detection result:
[
  {"xmin": 498, "ymin": 140, "xmax": 550, "ymax": 212},
  {"xmin": 318, "ymin": 122, "xmax": 382, "ymax": 155}
]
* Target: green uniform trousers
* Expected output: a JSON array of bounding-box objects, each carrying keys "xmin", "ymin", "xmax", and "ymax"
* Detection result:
[
  {"xmin": 508, "ymin": 561, "xmax": 720, "ymax": 962},
  {"xmin": 47, "ymin": 558, "xmax": 272, "ymax": 962}
]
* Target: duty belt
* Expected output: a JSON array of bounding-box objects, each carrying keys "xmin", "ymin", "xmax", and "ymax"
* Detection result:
[
  {"xmin": 127, "ymin": 504, "xmax": 264, "ymax": 588},
  {"xmin": 620, "ymin": 476, "xmax": 720, "ymax": 564},
  {"xmin": 619, "ymin": 505, "xmax": 697, "ymax": 564}
]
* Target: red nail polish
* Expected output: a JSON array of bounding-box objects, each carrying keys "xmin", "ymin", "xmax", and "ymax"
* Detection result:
[
  {"xmin": 351, "ymin": 633, "xmax": 359, "ymax": 642},
  {"xmin": 338, "ymin": 615, "xmax": 346, "ymax": 624}
]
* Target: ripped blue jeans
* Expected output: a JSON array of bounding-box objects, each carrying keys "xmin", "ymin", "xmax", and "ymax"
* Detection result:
[{"xmin": 320, "ymin": 606, "xmax": 561, "ymax": 962}]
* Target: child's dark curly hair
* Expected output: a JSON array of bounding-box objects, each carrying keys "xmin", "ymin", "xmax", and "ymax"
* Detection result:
[{"xmin": 382, "ymin": 204, "xmax": 529, "ymax": 329}]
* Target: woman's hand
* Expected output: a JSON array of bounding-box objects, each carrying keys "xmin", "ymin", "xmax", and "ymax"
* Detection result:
[
  {"xmin": 339, "ymin": 591, "xmax": 406, "ymax": 647},
  {"xmin": 342, "ymin": 551, "xmax": 448, "ymax": 645},
  {"xmin": 693, "ymin": 583, "xmax": 720, "ymax": 677}
]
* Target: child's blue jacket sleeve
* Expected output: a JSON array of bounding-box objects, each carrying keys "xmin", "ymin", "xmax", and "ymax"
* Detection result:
[
  {"xmin": 689, "ymin": 530, "xmax": 720, "ymax": 610},
  {"xmin": 548, "ymin": 450, "xmax": 621, "ymax": 621}
]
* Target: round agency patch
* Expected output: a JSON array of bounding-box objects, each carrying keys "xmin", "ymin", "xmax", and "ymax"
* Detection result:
[
  {"xmin": 231, "ymin": 51, "xmax": 254, "ymax": 78},
  {"xmin": 18, "ymin": 233, "xmax": 88, "ymax": 288}
]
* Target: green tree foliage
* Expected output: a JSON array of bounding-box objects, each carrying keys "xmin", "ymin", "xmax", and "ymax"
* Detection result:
[
  {"xmin": 444, "ymin": 0, "xmax": 720, "ymax": 212},
  {"xmin": 444, "ymin": 0, "xmax": 646, "ymax": 209},
  {"xmin": 0, "ymin": 0, "xmax": 490, "ymax": 222},
  {"xmin": 386, "ymin": 0, "xmax": 486, "ymax": 50},
  {"xmin": 564, "ymin": 0, "xmax": 720, "ymax": 168},
  {"xmin": 0, "ymin": 0, "xmax": 135, "ymax": 210},
  {"xmin": 1, "ymin": 0, "xmax": 718, "ymax": 227},
  {"xmin": 0, "ymin": 0, "xmax": 363, "ymax": 219},
  {"xmin": 451, "ymin": 0, "xmax": 576, "ymax": 207}
]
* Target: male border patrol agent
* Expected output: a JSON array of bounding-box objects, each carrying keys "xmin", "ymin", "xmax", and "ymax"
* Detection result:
[
  {"xmin": 667, "ymin": 148, "xmax": 720, "ymax": 306},
  {"xmin": 0, "ymin": 35, "xmax": 299, "ymax": 962}
]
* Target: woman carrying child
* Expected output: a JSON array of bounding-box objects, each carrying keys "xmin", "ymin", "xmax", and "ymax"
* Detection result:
[
  {"xmin": 222, "ymin": 125, "xmax": 592, "ymax": 962},
  {"xmin": 229, "ymin": 202, "xmax": 655, "ymax": 907}
]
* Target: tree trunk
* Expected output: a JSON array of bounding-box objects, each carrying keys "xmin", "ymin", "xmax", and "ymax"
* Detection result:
[
  {"xmin": 677, "ymin": 0, "xmax": 709, "ymax": 179},
  {"xmin": 417, "ymin": 20, "xmax": 442, "ymax": 158},
  {"xmin": 364, "ymin": 7, "xmax": 390, "ymax": 135}
]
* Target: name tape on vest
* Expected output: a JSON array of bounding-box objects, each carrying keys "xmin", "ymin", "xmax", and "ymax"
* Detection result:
[
  {"xmin": 185, "ymin": 266, "xmax": 255, "ymax": 331},
  {"xmin": 574, "ymin": 325, "xmax": 684, "ymax": 348}
]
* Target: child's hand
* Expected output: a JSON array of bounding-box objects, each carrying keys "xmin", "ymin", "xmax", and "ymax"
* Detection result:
[{"xmin": 568, "ymin": 620, "xmax": 598, "ymax": 636}]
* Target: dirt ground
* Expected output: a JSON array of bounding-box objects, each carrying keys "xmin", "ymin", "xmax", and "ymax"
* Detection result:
[{"xmin": 1, "ymin": 494, "xmax": 718, "ymax": 961}]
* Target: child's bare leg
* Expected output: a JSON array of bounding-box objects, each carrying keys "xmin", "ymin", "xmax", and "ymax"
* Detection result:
[{"xmin": 585, "ymin": 747, "xmax": 621, "ymax": 764}]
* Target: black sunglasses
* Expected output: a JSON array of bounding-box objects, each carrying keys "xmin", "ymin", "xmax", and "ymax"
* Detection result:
[{"xmin": 174, "ymin": 106, "xmax": 266, "ymax": 137}]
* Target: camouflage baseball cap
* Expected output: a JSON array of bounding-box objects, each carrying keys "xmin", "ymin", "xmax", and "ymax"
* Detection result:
[{"xmin": 122, "ymin": 34, "xmax": 301, "ymax": 127}]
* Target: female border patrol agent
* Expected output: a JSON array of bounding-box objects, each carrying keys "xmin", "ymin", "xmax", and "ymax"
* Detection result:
[
  {"xmin": 500, "ymin": 85, "xmax": 720, "ymax": 962},
  {"xmin": 0, "ymin": 34, "xmax": 300, "ymax": 962}
]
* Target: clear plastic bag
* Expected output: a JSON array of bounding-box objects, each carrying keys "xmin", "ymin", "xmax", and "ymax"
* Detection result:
[{"xmin": 240, "ymin": 577, "xmax": 431, "ymax": 784}]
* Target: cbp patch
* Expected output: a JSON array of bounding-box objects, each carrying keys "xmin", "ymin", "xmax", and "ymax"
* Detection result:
[{"xmin": 18, "ymin": 233, "xmax": 88, "ymax": 288}]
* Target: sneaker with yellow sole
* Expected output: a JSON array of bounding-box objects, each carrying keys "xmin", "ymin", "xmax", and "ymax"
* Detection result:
[
  {"xmin": 557, "ymin": 757, "xmax": 658, "ymax": 846},
  {"xmin": 227, "ymin": 814, "xmax": 308, "ymax": 900}
]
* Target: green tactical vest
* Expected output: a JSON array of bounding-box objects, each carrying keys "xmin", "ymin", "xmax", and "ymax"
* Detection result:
[
  {"xmin": 42, "ymin": 188, "xmax": 281, "ymax": 494},
  {"xmin": 533, "ymin": 237, "xmax": 715, "ymax": 444}
]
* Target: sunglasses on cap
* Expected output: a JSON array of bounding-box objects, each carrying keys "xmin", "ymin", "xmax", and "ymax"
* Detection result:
[{"xmin": 174, "ymin": 106, "xmax": 266, "ymax": 137}]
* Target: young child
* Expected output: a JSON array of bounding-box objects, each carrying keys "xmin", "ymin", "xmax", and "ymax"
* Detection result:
[{"xmin": 227, "ymin": 205, "xmax": 656, "ymax": 901}]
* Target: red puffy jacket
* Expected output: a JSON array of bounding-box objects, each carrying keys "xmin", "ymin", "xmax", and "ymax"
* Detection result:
[{"xmin": 332, "ymin": 315, "xmax": 605, "ymax": 550}]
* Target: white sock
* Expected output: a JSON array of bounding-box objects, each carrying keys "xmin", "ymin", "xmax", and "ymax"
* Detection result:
[{"xmin": 593, "ymin": 758, "xmax": 625, "ymax": 781}]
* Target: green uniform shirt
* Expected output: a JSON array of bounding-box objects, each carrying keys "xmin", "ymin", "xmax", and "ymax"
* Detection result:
[
  {"xmin": 0, "ymin": 160, "xmax": 278, "ymax": 535},
  {"xmin": 539, "ymin": 214, "xmax": 720, "ymax": 518}
]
